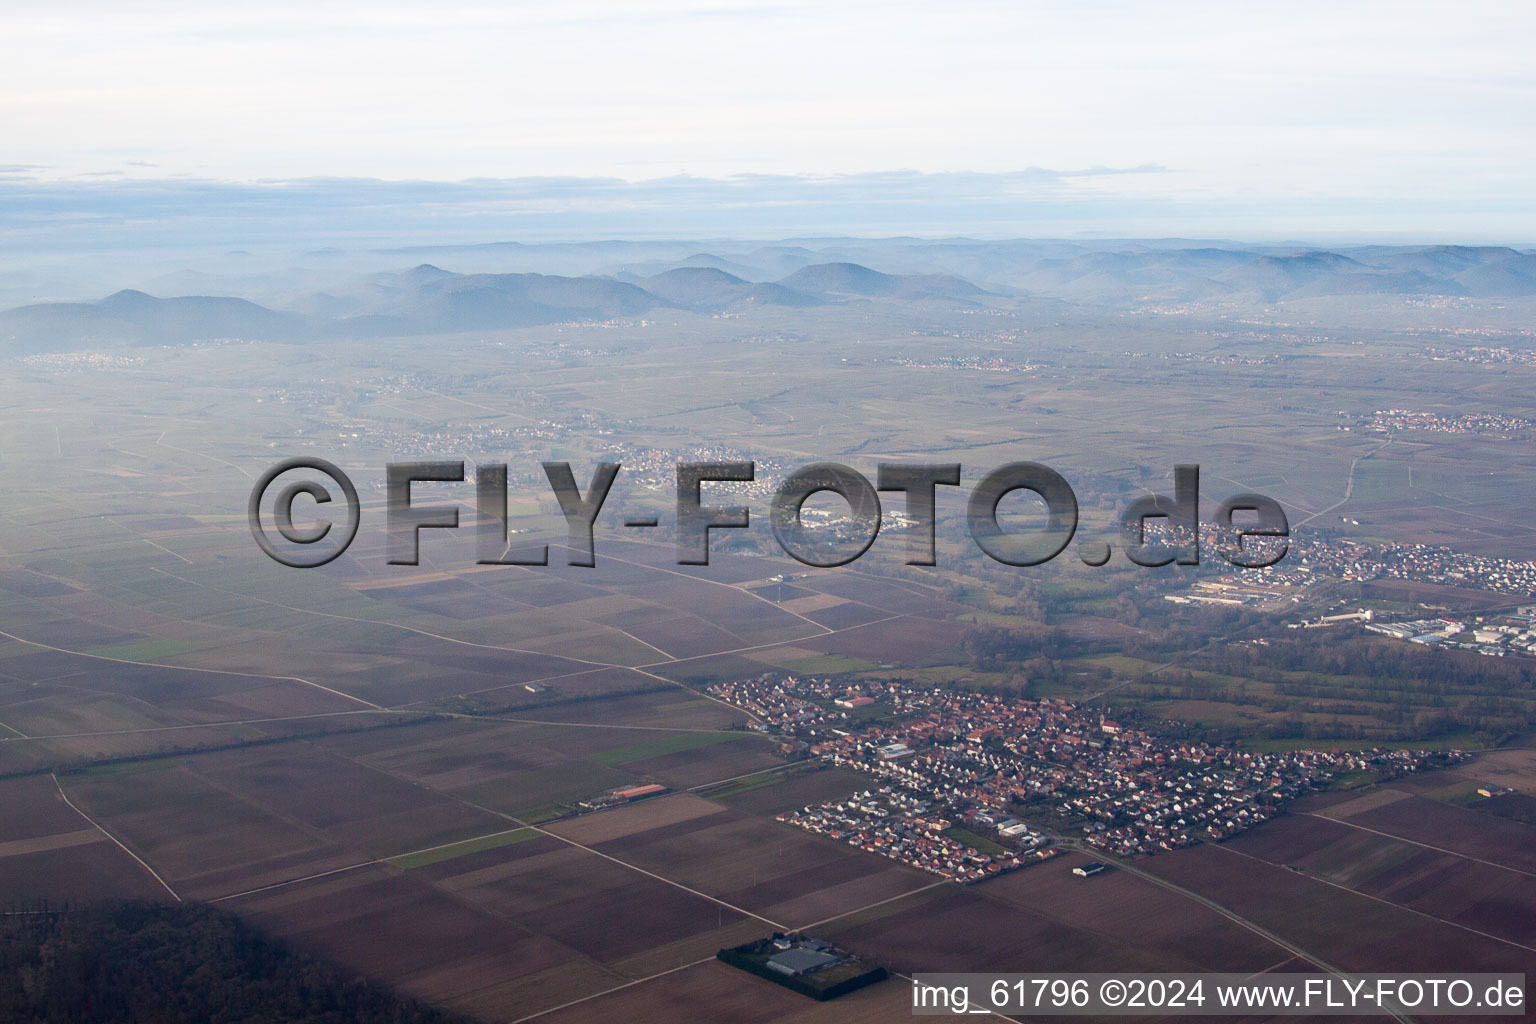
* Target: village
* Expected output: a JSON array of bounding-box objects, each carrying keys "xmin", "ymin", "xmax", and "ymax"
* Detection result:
[
  {"xmin": 1153, "ymin": 514, "xmax": 1536, "ymax": 602},
  {"xmin": 708, "ymin": 675, "xmax": 1458, "ymax": 874},
  {"xmin": 1358, "ymin": 408, "xmax": 1535, "ymax": 436}
]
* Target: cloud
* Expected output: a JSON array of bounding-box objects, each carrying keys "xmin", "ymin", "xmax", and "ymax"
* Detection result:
[
  {"xmin": 2, "ymin": 170, "xmax": 1532, "ymax": 258},
  {"xmin": 0, "ymin": 170, "xmax": 1406, "ymax": 242},
  {"xmin": 4, "ymin": 2, "xmax": 1532, "ymax": 200}
]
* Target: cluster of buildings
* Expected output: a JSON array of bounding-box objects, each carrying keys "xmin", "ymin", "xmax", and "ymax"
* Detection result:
[
  {"xmin": 274, "ymin": 364, "xmax": 628, "ymax": 466},
  {"xmin": 762, "ymin": 936, "xmax": 847, "ymax": 977},
  {"xmin": 330, "ymin": 421, "xmax": 534, "ymax": 456},
  {"xmin": 777, "ymin": 786, "xmax": 1053, "ymax": 882},
  {"xmin": 1147, "ymin": 515, "xmax": 1536, "ymax": 601},
  {"xmin": 885, "ymin": 354, "xmax": 1039, "ymax": 373},
  {"xmin": 718, "ymin": 932, "xmax": 886, "ymax": 996},
  {"xmin": 730, "ymin": 331, "xmax": 807, "ymax": 345},
  {"xmin": 1366, "ymin": 607, "xmax": 1536, "ymax": 657},
  {"xmin": 1128, "ymin": 350, "xmax": 1281, "ymax": 366},
  {"xmin": 1137, "ymin": 487, "xmax": 1536, "ymax": 602},
  {"xmin": 1165, "ymin": 575, "xmax": 1315, "ymax": 609},
  {"xmin": 1359, "ymin": 408, "xmax": 1535, "ymax": 436},
  {"xmin": 922, "ymin": 324, "xmax": 1025, "ymax": 343},
  {"xmin": 20, "ymin": 351, "xmax": 146, "ymax": 371},
  {"xmin": 1287, "ymin": 609, "xmax": 1373, "ymax": 629},
  {"xmin": 1288, "ymin": 538, "xmax": 1536, "ymax": 596},
  {"xmin": 710, "ymin": 676, "xmax": 1457, "ymax": 863},
  {"xmin": 524, "ymin": 340, "xmax": 613, "ymax": 362},
  {"xmin": 552, "ymin": 317, "xmax": 655, "ymax": 331},
  {"xmin": 709, "ymin": 677, "xmax": 844, "ymax": 730},
  {"xmin": 577, "ymin": 782, "xmax": 667, "ymax": 811},
  {"xmin": 1042, "ymin": 744, "xmax": 1397, "ymax": 857},
  {"xmin": 1366, "ymin": 616, "xmax": 1466, "ymax": 644},
  {"xmin": 600, "ymin": 442, "xmax": 791, "ymax": 499},
  {"xmin": 1422, "ymin": 343, "xmax": 1536, "ymax": 366}
]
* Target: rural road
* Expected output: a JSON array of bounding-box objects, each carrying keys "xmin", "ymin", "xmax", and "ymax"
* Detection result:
[
  {"xmin": 1293, "ymin": 437, "xmax": 1392, "ymax": 529},
  {"xmin": 1055, "ymin": 839, "xmax": 1418, "ymax": 1024}
]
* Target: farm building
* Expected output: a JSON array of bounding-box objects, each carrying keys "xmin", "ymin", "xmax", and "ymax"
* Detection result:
[{"xmin": 766, "ymin": 948, "xmax": 841, "ymax": 976}]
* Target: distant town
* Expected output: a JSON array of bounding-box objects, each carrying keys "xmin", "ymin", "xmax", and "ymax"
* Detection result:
[
  {"xmin": 884, "ymin": 354, "xmax": 1041, "ymax": 373},
  {"xmin": 1154, "ymin": 517, "xmax": 1536, "ymax": 601},
  {"xmin": 1357, "ymin": 408, "xmax": 1535, "ymax": 437}
]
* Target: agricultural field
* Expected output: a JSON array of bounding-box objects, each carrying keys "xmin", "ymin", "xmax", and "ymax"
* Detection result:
[
  {"xmin": 3, "ymin": 258, "xmax": 1536, "ymax": 1021},
  {"xmin": 1143, "ymin": 842, "xmax": 1533, "ymax": 976},
  {"xmin": 1223, "ymin": 812, "xmax": 1536, "ymax": 949}
]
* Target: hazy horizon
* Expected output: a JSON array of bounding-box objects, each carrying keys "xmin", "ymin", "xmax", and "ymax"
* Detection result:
[
  {"xmin": 6, "ymin": 2, "xmax": 1536, "ymax": 249},
  {"xmin": 3, "ymin": 173, "xmax": 1534, "ymax": 276}
]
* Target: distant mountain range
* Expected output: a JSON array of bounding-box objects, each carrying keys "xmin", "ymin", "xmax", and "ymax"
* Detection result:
[
  {"xmin": 0, "ymin": 289, "xmax": 307, "ymax": 351},
  {"xmin": 3, "ymin": 242, "xmax": 1534, "ymax": 353},
  {"xmin": 0, "ymin": 262, "xmax": 984, "ymax": 352},
  {"xmin": 988, "ymin": 245, "xmax": 1536, "ymax": 302}
]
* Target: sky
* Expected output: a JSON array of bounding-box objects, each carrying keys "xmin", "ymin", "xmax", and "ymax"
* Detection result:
[{"xmin": 3, "ymin": 1, "xmax": 1535, "ymax": 243}]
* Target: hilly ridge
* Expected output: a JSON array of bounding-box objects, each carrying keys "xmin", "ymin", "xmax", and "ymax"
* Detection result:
[
  {"xmin": 4, "ymin": 242, "xmax": 1536, "ymax": 353},
  {"xmin": 0, "ymin": 261, "xmax": 991, "ymax": 352},
  {"xmin": 636, "ymin": 267, "xmax": 823, "ymax": 309},
  {"xmin": 0, "ymin": 290, "xmax": 308, "ymax": 353},
  {"xmin": 777, "ymin": 262, "xmax": 984, "ymax": 301}
]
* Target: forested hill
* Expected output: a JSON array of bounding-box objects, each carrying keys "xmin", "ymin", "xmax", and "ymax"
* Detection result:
[{"xmin": 0, "ymin": 901, "xmax": 466, "ymax": 1024}]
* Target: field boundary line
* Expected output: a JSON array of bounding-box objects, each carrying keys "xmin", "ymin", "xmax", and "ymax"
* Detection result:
[
  {"xmin": 509, "ymin": 878, "xmax": 982, "ymax": 1024},
  {"xmin": 1247, "ymin": 955, "xmax": 1309, "ymax": 980},
  {"xmin": 633, "ymin": 614, "xmax": 905, "ymax": 669},
  {"xmin": 689, "ymin": 762, "xmax": 810, "ymax": 792},
  {"xmin": 1292, "ymin": 437, "xmax": 1391, "ymax": 528},
  {"xmin": 1302, "ymin": 810, "xmax": 1536, "ymax": 878},
  {"xmin": 318, "ymin": 743, "xmax": 790, "ymax": 931},
  {"xmin": 507, "ymin": 955, "xmax": 717, "ymax": 1023},
  {"xmin": 473, "ymin": 715, "xmax": 746, "ymax": 734},
  {"xmin": 213, "ymin": 822, "xmax": 528, "ymax": 902},
  {"xmin": 793, "ymin": 878, "xmax": 951, "ymax": 932},
  {"xmin": 1076, "ymin": 845, "xmax": 1412, "ymax": 1024},
  {"xmin": 529, "ymin": 823, "xmax": 784, "ymax": 929},
  {"xmin": 149, "ymin": 566, "xmax": 628, "ymax": 672},
  {"xmin": 588, "ymin": 549, "xmax": 835, "ymax": 635},
  {"xmin": 210, "ymin": 859, "xmax": 381, "ymax": 903},
  {"xmin": 51, "ymin": 773, "xmax": 180, "ymax": 902},
  {"xmin": 100, "ymin": 515, "xmax": 193, "ymax": 564},
  {"xmin": 0, "ymin": 625, "xmax": 381, "ymax": 711},
  {"xmin": 208, "ymin": 757, "xmax": 815, "ymax": 906},
  {"xmin": 1, "ymin": 708, "xmax": 394, "ymax": 744},
  {"xmin": 385, "ymin": 667, "xmax": 615, "ymax": 710},
  {"xmin": 1212, "ymin": 842, "xmax": 1536, "ymax": 953},
  {"xmin": 155, "ymin": 430, "xmax": 256, "ymax": 481}
]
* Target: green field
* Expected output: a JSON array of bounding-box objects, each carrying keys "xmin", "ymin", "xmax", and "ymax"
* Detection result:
[
  {"xmin": 589, "ymin": 732, "xmax": 743, "ymax": 766},
  {"xmin": 695, "ymin": 766, "xmax": 803, "ymax": 800},
  {"xmin": 387, "ymin": 828, "xmax": 539, "ymax": 869},
  {"xmin": 86, "ymin": 638, "xmax": 202, "ymax": 661},
  {"xmin": 944, "ymin": 825, "xmax": 1007, "ymax": 856}
]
